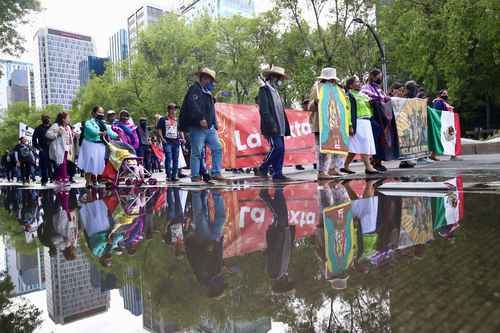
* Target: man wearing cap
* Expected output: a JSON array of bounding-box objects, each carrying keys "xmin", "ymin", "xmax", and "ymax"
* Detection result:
[
  {"xmin": 255, "ymin": 65, "xmax": 291, "ymax": 182},
  {"xmin": 307, "ymin": 67, "xmax": 344, "ymax": 180},
  {"xmin": 157, "ymin": 103, "xmax": 185, "ymax": 182},
  {"xmin": 179, "ymin": 67, "xmax": 225, "ymax": 182}
]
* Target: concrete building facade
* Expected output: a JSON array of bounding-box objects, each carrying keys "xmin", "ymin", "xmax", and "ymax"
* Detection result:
[{"xmin": 33, "ymin": 28, "xmax": 95, "ymax": 110}]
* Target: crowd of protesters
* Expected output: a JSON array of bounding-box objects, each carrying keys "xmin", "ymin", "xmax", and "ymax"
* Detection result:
[{"xmin": 0, "ymin": 65, "xmax": 459, "ymax": 186}]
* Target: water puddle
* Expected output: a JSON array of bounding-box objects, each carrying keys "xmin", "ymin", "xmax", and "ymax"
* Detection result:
[{"xmin": 1, "ymin": 178, "xmax": 499, "ymax": 332}]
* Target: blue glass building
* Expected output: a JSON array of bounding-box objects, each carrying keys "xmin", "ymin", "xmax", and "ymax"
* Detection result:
[{"xmin": 79, "ymin": 56, "xmax": 109, "ymax": 86}]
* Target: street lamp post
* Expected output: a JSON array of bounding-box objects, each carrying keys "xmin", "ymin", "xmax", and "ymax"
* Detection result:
[{"xmin": 353, "ymin": 18, "xmax": 388, "ymax": 93}]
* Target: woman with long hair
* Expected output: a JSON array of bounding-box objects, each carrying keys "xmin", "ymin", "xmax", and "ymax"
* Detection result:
[{"xmin": 46, "ymin": 112, "xmax": 75, "ymax": 185}]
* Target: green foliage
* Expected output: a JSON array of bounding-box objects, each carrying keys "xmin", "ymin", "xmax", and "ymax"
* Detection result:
[
  {"xmin": 378, "ymin": 0, "xmax": 500, "ymax": 128},
  {"xmin": 0, "ymin": 102, "xmax": 64, "ymax": 152},
  {"xmin": 74, "ymin": 6, "xmax": 379, "ymax": 118},
  {"xmin": 0, "ymin": 0, "xmax": 41, "ymax": 74},
  {"xmin": 0, "ymin": 271, "xmax": 42, "ymax": 332}
]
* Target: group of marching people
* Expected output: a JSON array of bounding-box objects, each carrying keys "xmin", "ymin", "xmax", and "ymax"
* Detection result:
[
  {"xmin": 305, "ymin": 67, "xmax": 459, "ymax": 180},
  {"xmin": 2, "ymin": 64, "xmax": 459, "ymax": 186}
]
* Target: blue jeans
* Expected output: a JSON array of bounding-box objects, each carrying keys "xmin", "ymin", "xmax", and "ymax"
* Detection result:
[
  {"xmin": 163, "ymin": 142, "xmax": 180, "ymax": 179},
  {"xmin": 192, "ymin": 191, "xmax": 226, "ymax": 241},
  {"xmin": 260, "ymin": 135, "xmax": 285, "ymax": 178},
  {"xmin": 189, "ymin": 126, "xmax": 222, "ymax": 177}
]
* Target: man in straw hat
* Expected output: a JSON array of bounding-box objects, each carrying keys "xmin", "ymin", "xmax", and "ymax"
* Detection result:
[
  {"xmin": 255, "ymin": 65, "xmax": 291, "ymax": 182},
  {"xmin": 179, "ymin": 67, "xmax": 225, "ymax": 182},
  {"xmin": 307, "ymin": 67, "xmax": 345, "ymax": 180}
]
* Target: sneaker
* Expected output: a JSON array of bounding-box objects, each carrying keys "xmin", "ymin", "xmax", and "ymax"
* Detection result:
[
  {"xmin": 202, "ymin": 173, "xmax": 211, "ymax": 182},
  {"xmin": 374, "ymin": 165, "xmax": 387, "ymax": 172},
  {"xmin": 170, "ymin": 177, "xmax": 179, "ymax": 182},
  {"xmin": 212, "ymin": 175, "xmax": 227, "ymax": 182},
  {"xmin": 254, "ymin": 168, "xmax": 268, "ymax": 177},
  {"xmin": 399, "ymin": 161, "xmax": 416, "ymax": 169},
  {"xmin": 191, "ymin": 176, "xmax": 202, "ymax": 182}
]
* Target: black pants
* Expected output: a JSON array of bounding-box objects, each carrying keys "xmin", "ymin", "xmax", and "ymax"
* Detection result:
[
  {"xmin": 67, "ymin": 160, "xmax": 76, "ymax": 181},
  {"xmin": 39, "ymin": 148, "xmax": 53, "ymax": 183},
  {"xmin": 20, "ymin": 162, "xmax": 31, "ymax": 183},
  {"xmin": 137, "ymin": 145, "xmax": 151, "ymax": 172}
]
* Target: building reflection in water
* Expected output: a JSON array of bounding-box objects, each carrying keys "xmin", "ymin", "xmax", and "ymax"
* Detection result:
[{"xmin": 0, "ymin": 177, "xmax": 464, "ymax": 331}]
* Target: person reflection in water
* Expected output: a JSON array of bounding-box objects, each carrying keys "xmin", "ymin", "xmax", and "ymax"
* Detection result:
[
  {"xmin": 185, "ymin": 189, "xmax": 226, "ymax": 298},
  {"xmin": 260, "ymin": 188, "xmax": 296, "ymax": 294},
  {"xmin": 164, "ymin": 187, "xmax": 187, "ymax": 258},
  {"xmin": 80, "ymin": 190, "xmax": 115, "ymax": 267},
  {"xmin": 51, "ymin": 189, "xmax": 79, "ymax": 261}
]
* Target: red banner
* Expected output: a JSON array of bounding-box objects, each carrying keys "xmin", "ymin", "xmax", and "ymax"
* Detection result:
[
  {"xmin": 215, "ymin": 103, "xmax": 316, "ymax": 169},
  {"xmin": 222, "ymin": 183, "xmax": 319, "ymax": 258}
]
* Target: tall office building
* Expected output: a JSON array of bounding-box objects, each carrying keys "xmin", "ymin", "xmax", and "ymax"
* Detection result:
[
  {"xmin": 0, "ymin": 59, "xmax": 35, "ymax": 110},
  {"xmin": 179, "ymin": 0, "xmax": 255, "ymax": 21},
  {"xmin": 120, "ymin": 267, "xmax": 143, "ymax": 316},
  {"xmin": 44, "ymin": 246, "xmax": 110, "ymax": 324},
  {"xmin": 108, "ymin": 29, "xmax": 129, "ymax": 80},
  {"xmin": 127, "ymin": 5, "xmax": 164, "ymax": 55},
  {"xmin": 4, "ymin": 238, "xmax": 45, "ymax": 295},
  {"xmin": 33, "ymin": 27, "xmax": 95, "ymax": 110},
  {"xmin": 79, "ymin": 56, "xmax": 108, "ymax": 86}
]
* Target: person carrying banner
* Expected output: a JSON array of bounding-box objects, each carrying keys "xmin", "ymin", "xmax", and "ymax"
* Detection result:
[
  {"xmin": 430, "ymin": 90, "xmax": 461, "ymax": 161},
  {"xmin": 342, "ymin": 76, "xmax": 380, "ymax": 175},
  {"xmin": 361, "ymin": 69, "xmax": 395, "ymax": 172},
  {"xmin": 179, "ymin": 68, "xmax": 225, "ymax": 182},
  {"xmin": 255, "ymin": 65, "xmax": 292, "ymax": 182},
  {"xmin": 307, "ymin": 67, "xmax": 344, "ymax": 180}
]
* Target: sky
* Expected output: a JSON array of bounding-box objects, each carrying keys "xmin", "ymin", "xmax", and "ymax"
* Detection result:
[{"xmin": 7, "ymin": 0, "xmax": 274, "ymax": 64}]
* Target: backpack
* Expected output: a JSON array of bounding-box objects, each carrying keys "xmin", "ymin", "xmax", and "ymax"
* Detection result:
[{"xmin": 19, "ymin": 145, "xmax": 33, "ymax": 163}]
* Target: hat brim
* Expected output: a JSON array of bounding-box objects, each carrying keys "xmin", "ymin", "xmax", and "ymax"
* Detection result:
[
  {"xmin": 317, "ymin": 76, "xmax": 340, "ymax": 81},
  {"xmin": 195, "ymin": 71, "xmax": 217, "ymax": 82},
  {"xmin": 262, "ymin": 70, "xmax": 289, "ymax": 80}
]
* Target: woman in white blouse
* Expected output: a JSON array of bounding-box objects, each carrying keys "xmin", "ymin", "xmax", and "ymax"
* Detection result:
[{"xmin": 46, "ymin": 112, "xmax": 75, "ymax": 185}]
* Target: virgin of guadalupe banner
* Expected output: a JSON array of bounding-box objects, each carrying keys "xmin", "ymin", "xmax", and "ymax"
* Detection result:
[
  {"xmin": 391, "ymin": 97, "xmax": 429, "ymax": 159},
  {"xmin": 323, "ymin": 202, "xmax": 357, "ymax": 280},
  {"xmin": 318, "ymin": 83, "xmax": 350, "ymax": 154}
]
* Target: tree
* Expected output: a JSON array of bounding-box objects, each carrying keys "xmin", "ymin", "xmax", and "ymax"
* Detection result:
[
  {"xmin": 0, "ymin": 102, "xmax": 64, "ymax": 152},
  {"xmin": 0, "ymin": 0, "xmax": 41, "ymax": 76},
  {"xmin": 378, "ymin": 0, "xmax": 500, "ymax": 129},
  {"xmin": 0, "ymin": 271, "xmax": 42, "ymax": 332}
]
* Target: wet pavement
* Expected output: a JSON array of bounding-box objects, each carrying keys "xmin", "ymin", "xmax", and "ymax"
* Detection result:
[{"xmin": 1, "ymin": 166, "xmax": 500, "ymax": 332}]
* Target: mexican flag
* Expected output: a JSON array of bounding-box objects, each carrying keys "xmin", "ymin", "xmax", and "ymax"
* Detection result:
[
  {"xmin": 432, "ymin": 177, "xmax": 464, "ymax": 234},
  {"xmin": 427, "ymin": 107, "xmax": 462, "ymax": 156}
]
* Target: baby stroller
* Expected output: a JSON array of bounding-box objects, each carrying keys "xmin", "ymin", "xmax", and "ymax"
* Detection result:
[{"xmin": 101, "ymin": 138, "xmax": 157, "ymax": 187}]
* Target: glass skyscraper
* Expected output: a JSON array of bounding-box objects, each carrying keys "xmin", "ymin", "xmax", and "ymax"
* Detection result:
[
  {"xmin": 79, "ymin": 56, "xmax": 109, "ymax": 86},
  {"xmin": 33, "ymin": 28, "xmax": 95, "ymax": 110},
  {"xmin": 108, "ymin": 29, "xmax": 129, "ymax": 80},
  {"xmin": 0, "ymin": 59, "xmax": 35, "ymax": 111}
]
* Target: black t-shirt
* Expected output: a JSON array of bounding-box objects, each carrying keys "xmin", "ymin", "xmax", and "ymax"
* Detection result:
[{"xmin": 156, "ymin": 116, "xmax": 180, "ymax": 144}]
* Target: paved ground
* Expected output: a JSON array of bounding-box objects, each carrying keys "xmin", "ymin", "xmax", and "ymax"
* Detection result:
[{"xmin": 1, "ymin": 154, "xmax": 499, "ymax": 190}]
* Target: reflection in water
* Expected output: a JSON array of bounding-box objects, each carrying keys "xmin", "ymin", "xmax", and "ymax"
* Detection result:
[{"xmin": 0, "ymin": 178, "xmax": 470, "ymax": 332}]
